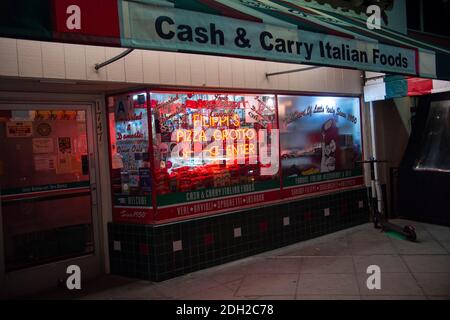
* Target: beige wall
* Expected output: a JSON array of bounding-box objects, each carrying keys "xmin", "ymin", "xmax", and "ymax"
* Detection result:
[{"xmin": 0, "ymin": 37, "xmax": 363, "ymax": 94}]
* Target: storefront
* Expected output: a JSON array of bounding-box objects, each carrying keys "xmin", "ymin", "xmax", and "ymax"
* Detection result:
[
  {"xmin": 1, "ymin": 0, "xmax": 449, "ymax": 294},
  {"xmin": 105, "ymin": 89, "xmax": 367, "ymax": 280},
  {"xmin": 0, "ymin": 49, "xmax": 369, "ymax": 296}
]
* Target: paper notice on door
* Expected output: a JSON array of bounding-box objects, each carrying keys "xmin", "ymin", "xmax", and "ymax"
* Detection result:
[
  {"xmin": 6, "ymin": 121, "xmax": 33, "ymax": 138},
  {"xmin": 58, "ymin": 137, "xmax": 72, "ymax": 154},
  {"xmin": 32, "ymin": 138, "xmax": 54, "ymax": 154},
  {"xmin": 56, "ymin": 153, "xmax": 73, "ymax": 174},
  {"xmin": 34, "ymin": 155, "xmax": 56, "ymax": 171}
]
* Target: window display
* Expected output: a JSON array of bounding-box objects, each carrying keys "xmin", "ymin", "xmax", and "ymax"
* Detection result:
[
  {"xmin": 278, "ymin": 95, "xmax": 364, "ymax": 198},
  {"xmin": 106, "ymin": 90, "xmax": 365, "ymax": 224},
  {"xmin": 108, "ymin": 92, "xmax": 153, "ymax": 222},
  {"xmin": 150, "ymin": 92, "xmax": 280, "ymax": 219}
]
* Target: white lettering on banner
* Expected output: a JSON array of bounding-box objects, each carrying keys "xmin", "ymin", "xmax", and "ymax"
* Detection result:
[
  {"xmin": 290, "ymin": 178, "xmax": 359, "ymax": 197},
  {"xmin": 175, "ymin": 193, "xmax": 266, "ymax": 216},
  {"xmin": 121, "ymin": 3, "xmax": 417, "ymax": 76},
  {"xmin": 119, "ymin": 209, "xmax": 148, "ymax": 219},
  {"xmin": 66, "ymin": 5, "xmax": 81, "ymax": 30},
  {"xmin": 186, "ymin": 184, "xmax": 256, "ymax": 201}
]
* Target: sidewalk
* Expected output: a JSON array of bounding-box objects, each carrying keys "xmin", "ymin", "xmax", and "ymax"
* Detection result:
[{"xmin": 33, "ymin": 219, "xmax": 450, "ymax": 300}]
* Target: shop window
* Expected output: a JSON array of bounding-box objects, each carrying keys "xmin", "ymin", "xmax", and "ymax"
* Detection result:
[
  {"xmin": 414, "ymin": 100, "xmax": 450, "ymax": 172},
  {"xmin": 150, "ymin": 92, "xmax": 279, "ymax": 208},
  {"xmin": 106, "ymin": 91, "xmax": 365, "ymax": 223},
  {"xmin": 108, "ymin": 92, "xmax": 153, "ymax": 209},
  {"xmin": 277, "ymin": 95, "xmax": 363, "ymax": 188}
]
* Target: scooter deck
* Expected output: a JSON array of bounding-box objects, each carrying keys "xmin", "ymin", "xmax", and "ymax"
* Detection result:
[{"xmin": 379, "ymin": 221, "xmax": 417, "ymax": 242}]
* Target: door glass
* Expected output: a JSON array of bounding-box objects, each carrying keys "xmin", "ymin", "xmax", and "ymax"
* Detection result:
[
  {"xmin": 414, "ymin": 100, "xmax": 450, "ymax": 172},
  {"xmin": 0, "ymin": 109, "xmax": 94, "ymax": 272}
]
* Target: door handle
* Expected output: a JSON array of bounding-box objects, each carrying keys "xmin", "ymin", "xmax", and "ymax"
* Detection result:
[{"xmin": 81, "ymin": 154, "xmax": 89, "ymax": 175}]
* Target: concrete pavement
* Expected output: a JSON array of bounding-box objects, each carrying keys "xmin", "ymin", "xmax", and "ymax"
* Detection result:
[{"xmin": 31, "ymin": 219, "xmax": 450, "ymax": 300}]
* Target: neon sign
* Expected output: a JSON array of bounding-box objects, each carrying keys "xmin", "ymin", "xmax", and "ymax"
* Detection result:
[
  {"xmin": 173, "ymin": 113, "xmax": 258, "ymax": 159},
  {"xmin": 193, "ymin": 113, "xmax": 240, "ymax": 127},
  {"xmin": 175, "ymin": 128, "xmax": 256, "ymax": 143}
]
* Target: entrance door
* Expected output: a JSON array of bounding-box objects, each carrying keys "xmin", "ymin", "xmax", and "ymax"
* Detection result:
[{"xmin": 0, "ymin": 104, "xmax": 102, "ymax": 298}]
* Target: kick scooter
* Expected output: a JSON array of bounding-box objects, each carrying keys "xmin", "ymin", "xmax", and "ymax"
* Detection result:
[{"xmin": 358, "ymin": 158, "xmax": 417, "ymax": 242}]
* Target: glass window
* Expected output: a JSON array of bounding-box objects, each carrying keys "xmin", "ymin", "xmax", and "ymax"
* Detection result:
[
  {"xmin": 108, "ymin": 92, "xmax": 152, "ymax": 208},
  {"xmin": 0, "ymin": 108, "xmax": 94, "ymax": 271},
  {"xmin": 277, "ymin": 96, "xmax": 363, "ymax": 187},
  {"xmin": 150, "ymin": 92, "xmax": 279, "ymax": 207},
  {"xmin": 414, "ymin": 100, "xmax": 450, "ymax": 172}
]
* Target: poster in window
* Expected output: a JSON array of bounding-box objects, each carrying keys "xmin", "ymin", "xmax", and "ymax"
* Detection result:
[
  {"xmin": 108, "ymin": 92, "xmax": 153, "ymax": 214},
  {"xmin": 32, "ymin": 138, "xmax": 54, "ymax": 154},
  {"xmin": 56, "ymin": 137, "xmax": 73, "ymax": 173},
  {"xmin": 58, "ymin": 137, "xmax": 72, "ymax": 154},
  {"xmin": 34, "ymin": 155, "xmax": 56, "ymax": 171},
  {"xmin": 149, "ymin": 92, "xmax": 280, "ymax": 221},
  {"xmin": 6, "ymin": 121, "xmax": 33, "ymax": 138},
  {"xmin": 278, "ymin": 95, "xmax": 364, "ymax": 194},
  {"xmin": 56, "ymin": 153, "xmax": 73, "ymax": 174}
]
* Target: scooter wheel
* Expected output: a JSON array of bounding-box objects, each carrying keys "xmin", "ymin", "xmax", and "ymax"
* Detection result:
[
  {"xmin": 373, "ymin": 217, "xmax": 382, "ymax": 229},
  {"xmin": 404, "ymin": 225, "xmax": 417, "ymax": 242}
]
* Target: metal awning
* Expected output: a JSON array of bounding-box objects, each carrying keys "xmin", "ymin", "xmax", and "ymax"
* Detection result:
[{"xmin": 1, "ymin": 0, "xmax": 449, "ymax": 80}]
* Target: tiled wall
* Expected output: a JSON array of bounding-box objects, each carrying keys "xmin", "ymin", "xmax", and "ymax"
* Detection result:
[
  {"xmin": 0, "ymin": 37, "xmax": 362, "ymax": 94},
  {"xmin": 108, "ymin": 188, "xmax": 369, "ymax": 281}
]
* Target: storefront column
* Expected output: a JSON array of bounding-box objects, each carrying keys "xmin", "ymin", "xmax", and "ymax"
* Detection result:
[
  {"xmin": 0, "ymin": 202, "xmax": 5, "ymax": 298},
  {"xmin": 369, "ymin": 101, "xmax": 385, "ymax": 215}
]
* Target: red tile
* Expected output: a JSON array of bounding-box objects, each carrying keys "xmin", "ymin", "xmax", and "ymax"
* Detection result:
[
  {"xmin": 304, "ymin": 211, "xmax": 312, "ymax": 221},
  {"xmin": 341, "ymin": 202, "xmax": 349, "ymax": 216},
  {"xmin": 139, "ymin": 243, "xmax": 150, "ymax": 256},
  {"xmin": 204, "ymin": 233, "xmax": 214, "ymax": 245},
  {"xmin": 259, "ymin": 221, "xmax": 268, "ymax": 233}
]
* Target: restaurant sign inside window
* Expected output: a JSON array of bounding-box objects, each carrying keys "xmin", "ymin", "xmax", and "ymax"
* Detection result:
[{"xmin": 150, "ymin": 92, "xmax": 281, "ymax": 219}]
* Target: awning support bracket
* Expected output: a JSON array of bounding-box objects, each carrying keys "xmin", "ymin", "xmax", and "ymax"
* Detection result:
[
  {"xmin": 265, "ymin": 66, "xmax": 322, "ymax": 78},
  {"xmin": 95, "ymin": 48, "xmax": 134, "ymax": 71}
]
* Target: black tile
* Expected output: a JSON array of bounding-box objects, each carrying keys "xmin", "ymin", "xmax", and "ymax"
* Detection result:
[{"xmin": 108, "ymin": 188, "xmax": 370, "ymax": 281}]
